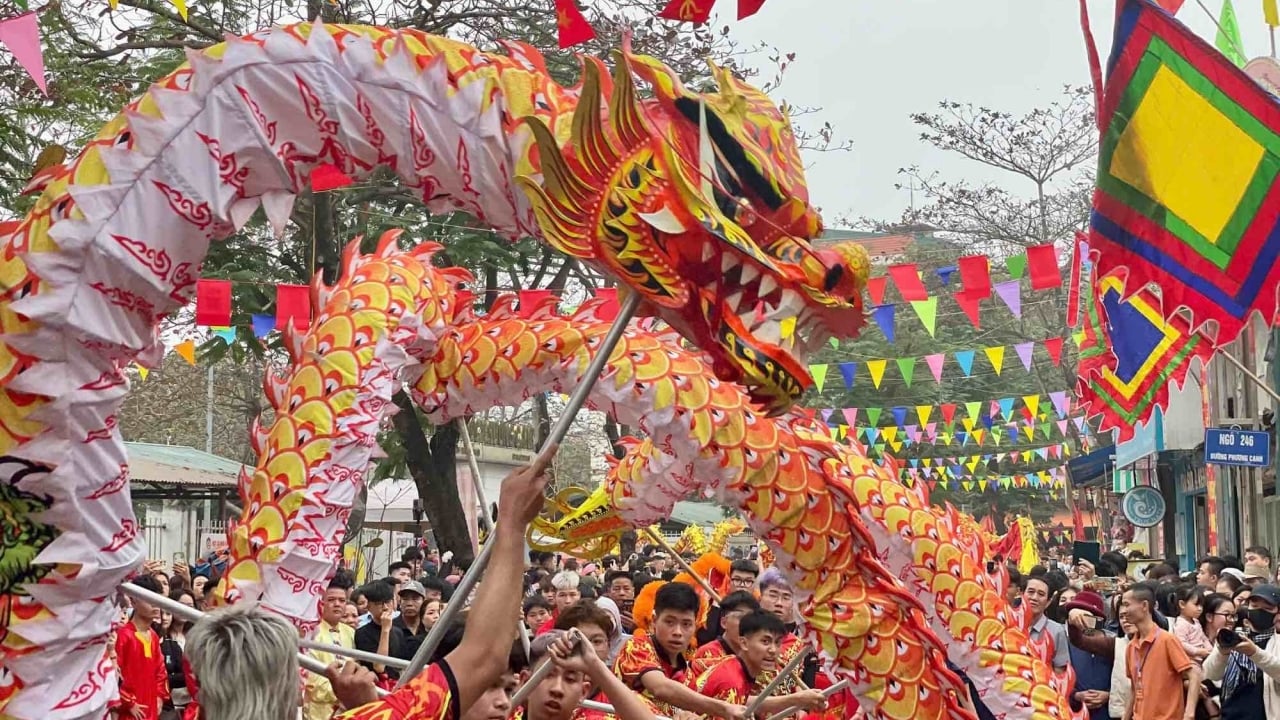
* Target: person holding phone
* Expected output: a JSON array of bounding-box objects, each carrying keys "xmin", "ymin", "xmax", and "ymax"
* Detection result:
[{"xmin": 1203, "ymin": 584, "xmax": 1280, "ymax": 720}]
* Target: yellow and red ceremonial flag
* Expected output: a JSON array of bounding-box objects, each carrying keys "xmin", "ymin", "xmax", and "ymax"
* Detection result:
[{"xmin": 1087, "ymin": 0, "xmax": 1280, "ymax": 350}]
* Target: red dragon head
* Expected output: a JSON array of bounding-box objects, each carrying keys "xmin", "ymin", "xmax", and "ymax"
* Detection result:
[{"xmin": 516, "ymin": 50, "xmax": 868, "ymax": 415}]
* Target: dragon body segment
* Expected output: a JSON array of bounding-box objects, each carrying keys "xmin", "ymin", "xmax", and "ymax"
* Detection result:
[{"xmin": 411, "ymin": 295, "xmax": 1068, "ymax": 720}]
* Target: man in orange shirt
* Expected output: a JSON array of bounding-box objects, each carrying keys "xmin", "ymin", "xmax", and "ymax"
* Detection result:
[
  {"xmin": 116, "ymin": 574, "xmax": 170, "ymax": 720},
  {"xmin": 1121, "ymin": 582, "xmax": 1200, "ymax": 720}
]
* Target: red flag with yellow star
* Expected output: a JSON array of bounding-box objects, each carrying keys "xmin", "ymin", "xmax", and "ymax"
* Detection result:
[
  {"xmin": 555, "ymin": 0, "xmax": 595, "ymax": 49},
  {"xmin": 658, "ymin": 0, "xmax": 717, "ymax": 23}
]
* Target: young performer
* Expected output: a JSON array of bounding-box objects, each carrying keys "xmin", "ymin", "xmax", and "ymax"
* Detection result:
[
  {"xmin": 692, "ymin": 610, "xmax": 826, "ymax": 719},
  {"xmin": 688, "ymin": 591, "xmax": 760, "ymax": 681},
  {"xmin": 116, "ymin": 574, "xmax": 171, "ymax": 720}
]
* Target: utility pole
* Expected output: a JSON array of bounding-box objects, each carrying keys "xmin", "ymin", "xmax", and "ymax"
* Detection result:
[{"xmin": 205, "ymin": 364, "xmax": 214, "ymax": 454}]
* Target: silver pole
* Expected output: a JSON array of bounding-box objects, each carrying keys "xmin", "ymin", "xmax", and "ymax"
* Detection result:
[
  {"xmin": 742, "ymin": 646, "xmax": 811, "ymax": 719},
  {"xmin": 508, "ymin": 629, "xmax": 584, "ymax": 707},
  {"xmin": 458, "ymin": 418, "xmax": 532, "ymax": 660},
  {"xmin": 205, "ymin": 364, "xmax": 214, "ymax": 453},
  {"xmin": 119, "ymin": 581, "xmax": 389, "ymax": 697},
  {"xmin": 298, "ymin": 638, "xmax": 409, "ymax": 670},
  {"xmin": 398, "ymin": 293, "xmax": 640, "ymax": 686},
  {"xmin": 579, "ymin": 699, "xmax": 671, "ymax": 720},
  {"xmin": 760, "ymin": 678, "xmax": 850, "ymax": 720}
]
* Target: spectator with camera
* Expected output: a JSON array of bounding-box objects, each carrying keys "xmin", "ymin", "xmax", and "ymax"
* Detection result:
[{"xmin": 1203, "ymin": 584, "xmax": 1280, "ymax": 720}]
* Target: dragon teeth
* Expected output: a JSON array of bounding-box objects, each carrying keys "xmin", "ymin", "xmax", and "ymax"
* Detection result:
[
  {"xmin": 721, "ymin": 255, "xmax": 736, "ymax": 273},
  {"xmin": 740, "ymin": 264, "xmax": 759, "ymax": 285},
  {"xmin": 758, "ymin": 275, "xmax": 777, "ymax": 298}
]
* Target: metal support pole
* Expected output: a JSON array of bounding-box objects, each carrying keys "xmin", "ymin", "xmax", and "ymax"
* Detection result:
[
  {"xmin": 1219, "ymin": 349, "xmax": 1280, "ymax": 404},
  {"xmin": 508, "ymin": 629, "xmax": 585, "ymax": 707},
  {"xmin": 643, "ymin": 528, "xmax": 722, "ymax": 603},
  {"xmin": 298, "ymin": 638, "xmax": 409, "ymax": 670},
  {"xmin": 398, "ymin": 293, "xmax": 641, "ymax": 687},
  {"xmin": 742, "ymin": 646, "xmax": 811, "ymax": 719},
  {"xmin": 579, "ymin": 699, "xmax": 671, "ymax": 720},
  {"xmin": 761, "ymin": 679, "xmax": 850, "ymax": 720},
  {"xmin": 458, "ymin": 418, "xmax": 531, "ymax": 660},
  {"xmin": 119, "ymin": 581, "xmax": 390, "ymax": 697}
]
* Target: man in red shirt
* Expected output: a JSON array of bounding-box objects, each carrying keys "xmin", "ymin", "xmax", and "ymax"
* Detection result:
[
  {"xmin": 612, "ymin": 583, "xmax": 742, "ymax": 718},
  {"xmin": 688, "ymin": 591, "xmax": 760, "ymax": 682},
  {"xmin": 116, "ymin": 574, "xmax": 170, "ymax": 720},
  {"xmin": 693, "ymin": 610, "xmax": 825, "ymax": 719},
  {"xmin": 512, "ymin": 631, "xmax": 658, "ymax": 720}
]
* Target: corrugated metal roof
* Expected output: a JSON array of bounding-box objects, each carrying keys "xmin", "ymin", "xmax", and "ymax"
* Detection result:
[
  {"xmin": 669, "ymin": 501, "xmax": 728, "ymax": 526},
  {"xmin": 817, "ymin": 229, "xmax": 914, "ymax": 260},
  {"xmin": 126, "ymin": 442, "xmax": 246, "ymax": 487}
]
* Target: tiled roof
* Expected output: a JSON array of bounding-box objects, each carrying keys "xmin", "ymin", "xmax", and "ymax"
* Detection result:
[
  {"xmin": 125, "ymin": 441, "xmax": 246, "ymax": 487},
  {"xmin": 817, "ymin": 229, "xmax": 915, "ymax": 260}
]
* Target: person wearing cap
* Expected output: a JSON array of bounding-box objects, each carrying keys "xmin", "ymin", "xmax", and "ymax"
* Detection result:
[
  {"xmin": 647, "ymin": 553, "xmax": 669, "ymax": 576},
  {"xmin": 515, "ymin": 630, "xmax": 661, "ymax": 720},
  {"xmin": 394, "ymin": 580, "xmax": 430, "ymax": 660},
  {"xmin": 1243, "ymin": 563, "xmax": 1270, "ymax": 588},
  {"xmin": 1062, "ymin": 591, "xmax": 1113, "ymax": 720},
  {"xmin": 1203, "ymin": 583, "xmax": 1280, "ymax": 720}
]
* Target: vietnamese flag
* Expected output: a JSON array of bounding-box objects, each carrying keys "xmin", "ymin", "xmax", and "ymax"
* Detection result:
[{"xmin": 555, "ymin": 0, "xmax": 596, "ymax": 48}]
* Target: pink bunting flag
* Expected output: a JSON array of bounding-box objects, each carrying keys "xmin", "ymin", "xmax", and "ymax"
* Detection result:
[
  {"xmin": 1014, "ymin": 342, "xmax": 1034, "ymax": 371},
  {"xmin": 993, "ymin": 280, "xmax": 1021, "ymax": 318},
  {"xmin": 1057, "ymin": 419, "xmax": 1069, "ymax": 436},
  {"xmin": 924, "ymin": 422, "xmax": 937, "ymax": 440},
  {"xmin": 842, "ymin": 408, "xmax": 859, "ymax": 427},
  {"xmin": 925, "ymin": 353, "xmax": 945, "ymax": 383},
  {"xmin": 0, "ymin": 13, "xmax": 46, "ymax": 94},
  {"xmin": 1050, "ymin": 390, "xmax": 1071, "ymax": 418}
]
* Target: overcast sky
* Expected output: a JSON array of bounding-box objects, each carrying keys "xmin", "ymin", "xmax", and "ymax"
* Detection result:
[{"xmin": 722, "ymin": 0, "xmax": 1277, "ymax": 226}]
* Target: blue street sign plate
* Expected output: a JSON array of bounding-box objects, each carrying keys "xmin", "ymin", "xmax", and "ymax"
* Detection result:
[{"xmin": 1204, "ymin": 428, "xmax": 1272, "ymax": 468}]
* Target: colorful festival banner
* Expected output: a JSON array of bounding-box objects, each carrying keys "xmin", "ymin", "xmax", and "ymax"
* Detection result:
[{"xmin": 1088, "ymin": 0, "xmax": 1280, "ymax": 349}]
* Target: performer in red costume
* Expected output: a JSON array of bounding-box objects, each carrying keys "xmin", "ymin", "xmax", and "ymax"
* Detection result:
[{"xmin": 115, "ymin": 575, "xmax": 170, "ymax": 720}]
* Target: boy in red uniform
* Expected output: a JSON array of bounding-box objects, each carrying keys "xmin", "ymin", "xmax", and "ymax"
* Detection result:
[
  {"xmin": 115, "ymin": 575, "xmax": 170, "ymax": 720},
  {"xmin": 512, "ymin": 631, "xmax": 658, "ymax": 720},
  {"xmin": 612, "ymin": 583, "xmax": 741, "ymax": 718},
  {"xmin": 693, "ymin": 610, "xmax": 825, "ymax": 720},
  {"xmin": 688, "ymin": 591, "xmax": 760, "ymax": 682}
]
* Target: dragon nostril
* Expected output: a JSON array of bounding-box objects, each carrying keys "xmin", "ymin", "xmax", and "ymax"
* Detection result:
[{"xmin": 823, "ymin": 265, "xmax": 843, "ymax": 293}]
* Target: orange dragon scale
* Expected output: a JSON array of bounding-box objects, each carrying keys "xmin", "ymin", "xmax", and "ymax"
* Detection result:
[{"xmin": 0, "ymin": 20, "xmax": 1062, "ymax": 720}]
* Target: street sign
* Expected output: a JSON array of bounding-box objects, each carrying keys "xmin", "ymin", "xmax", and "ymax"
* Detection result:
[{"xmin": 1204, "ymin": 428, "xmax": 1272, "ymax": 468}]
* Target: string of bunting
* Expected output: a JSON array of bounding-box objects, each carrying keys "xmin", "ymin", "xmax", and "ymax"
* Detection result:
[
  {"xmin": 835, "ymin": 414, "xmax": 1086, "ymax": 449},
  {"xmin": 820, "ymin": 391, "xmax": 1079, "ymax": 428},
  {"xmin": 808, "ymin": 336, "xmax": 1065, "ymax": 390}
]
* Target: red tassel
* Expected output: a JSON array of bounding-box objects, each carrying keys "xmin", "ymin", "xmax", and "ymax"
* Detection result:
[
  {"xmin": 954, "ymin": 290, "xmax": 982, "ymax": 329},
  {"xmin": 1026, "ymin": 243, "xmax": 1062, "ymax": 290},
  {"xmin": 1043, "ymin": 337, "xmax": 1064, "ymax": 367},
  {"xmin": 658, "ymin": 0, "xmax": 717, "ymax": 23},
  {"xmin": 554, "ymin": 0, "xmax": 596, "ymax": 49},
  {"xmin": 738, "ymin": 0, "xmax": 766, "ymax": 19},
  {"xmin": 195, "ymin": 279, "xmax": 232, "ymax": 327},
  {"xmin": 519, "ymin": 289, "xmax": 554, "ymax": 318},
  {"xmin": 887, "ymin": 263, "xmax": 928, "ymax": 301},
  {"xmin": 957, "ymin": 255, "xmax": 991, "ymax": 299},
  {"xmin": 275, "ymin": 284, "xmax": 311, "ymax": 331},
  {"xmin": 593, "ymin": 287, "xmax": 620, "ymax": 321},
  {"xmin": 310, "ymin": 163, "xmax": 355, "ymax": 192}
]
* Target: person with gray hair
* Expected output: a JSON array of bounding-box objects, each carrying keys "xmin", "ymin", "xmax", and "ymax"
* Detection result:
[
  {"xmin": 186, "ymin": 603, "xmax": 301, "ymax": 720},
  {"xmin": 181, "ymin": 452, "xmax": 555, "ymax": 720}
]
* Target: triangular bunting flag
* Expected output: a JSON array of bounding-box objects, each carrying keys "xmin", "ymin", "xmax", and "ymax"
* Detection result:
[
  {"xmin": 135, "ymin": 364, "xmax": 150, "ymax": 381},
  {"xmin": 1006, "ymin": 254, "xmax": 1027, "ymax": 279},
  {"xmin": 994, "ymin": 280, "xmax": 1022, "ymax": 319},
  {"xmin": 985, "ymin": 346, "xmax": 1005, "ymax": 375},
  {"xmin": 1050, "ymin": 390, "xmax": 1070, "ymax": 418},
  {"xmin": 910, "ymin": 297, "xmax": 938, "ymax": 337},
  {"xmin": 1043, "ymin": 336, "xmax": 1064, "ymax": 366},
  {"xmin": 954, "ymin": 290, "xmax": 982, "ymax": 328},
  {"xmin": 839, "ymin": 362, "xmax": 857, "ymax": 389},
  {"xmin": 891, "ymin": 407, "xmax": 908, "ymax": 427},
  {"xmin": 896, "ymin": 357, "xmax": 916, "ymax": 387},
  {"xmin": 1014, "ymin": 341, "xmax": 1034, "ymax": 371},
  {"xmin": 1023, "ymin": 395, "xmax": 1040, "ymax": 417},
  {"xmin": 867, "ymin": 360, "xmax": 887, "ymax": 389},
  {"xmin": 964, "ymin": 401, "xmax": 981, "ymax": 420},
  {"xmin": 872, "ymin": 305, "xmax": 895, "ymax": 343},
  {"xmin": 843, "ymin": 408, "xmax": 859, "ymax": 427},
  {"xmin": 866, "ymin": 407, "xmax": 883, "ymax": 426},
  {"xmin": 916, "ymin": 405, "xmax": 932, "ymax": 426},
  {"xmin": 174, "ymin": 339, "xmax": 197, "ymax": 366},
  {"xmin": 937, "ymin": 265, "xmax": 957, "ymax": 285},
  {"xmin": 997, "ymin": 397, "xmax": 1015, "ymax": 419},
  {"xmin": 810, "ymin": 364, "xmax": 828, "ymax": 393},
  {"xmin": 925, "ymin": 353, "xmax": 945, "ymax": 383},
  {"xmin": 0, "ymin": 13, "xmax": 46, "ymax": 95},
  {"xmin": 882, "ymin": 427, "xmax": 899, "ymax": 444},
  {"xmin": 866, "ymin": 276, "xmax": 887, "ymax": 306},
  {"xmin": 954, "ymin": 350, "xmax": 975, "ymax": 377},
  {"xmin": 940, "ymin": 404, "xmax": 957, "ymax": 425}
]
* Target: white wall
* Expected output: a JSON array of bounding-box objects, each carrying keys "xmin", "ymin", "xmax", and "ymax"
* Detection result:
[{"xmin": 1163, "ymin": 363, "xmax": 1206, "ymax": 451}]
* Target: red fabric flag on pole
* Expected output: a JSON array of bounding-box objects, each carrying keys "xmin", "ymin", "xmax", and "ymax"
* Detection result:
[
  {"xmin": 275, "ymin": 284, "xmax": 311, "ymax": 330},
  {"xmin": 1026, "ymin": 243, "xmax": 1063, "ymax": 290},
  {"xmin": 1066, "ymin": 232, "xmax": 1086, "ymax": 327},
  {"xmin": 310, "ymin": 163, "xmax": 355, "ymax": 192},
  {"xmin": 738, "ymin": 0, "xmax": 767, "ymax": 19},
  {"xmin": 0, "ymin": 13, "xmax": 46, "ymax": 95},
  {"xmin": 887, "ymin": 263, "xmax": 928, "ymax": 301},
  {"xmin": 555, "ymin": 0, "xmax": 596, "ymax": 48},
  {"xmin": 659, "ymin": 0, "xmax": 717, "ymax": 23},
  {"xmin": 195, "ymin": 279, "xmax": 232, "ymax": 327},
  {"xmin": 957, "ymin": 255, "xmax": 991, "ymax": 299}
]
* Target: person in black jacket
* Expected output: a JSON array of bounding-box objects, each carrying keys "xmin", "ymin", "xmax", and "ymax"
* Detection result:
[{"xmin": 160, "ymin": 588, "xmax": 196, "ymax": 719}]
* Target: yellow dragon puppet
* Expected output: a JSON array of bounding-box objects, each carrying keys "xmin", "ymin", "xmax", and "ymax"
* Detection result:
[{"xmin": 0, "ymin": 21, "xmax": 1064, "ymax": 720}]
